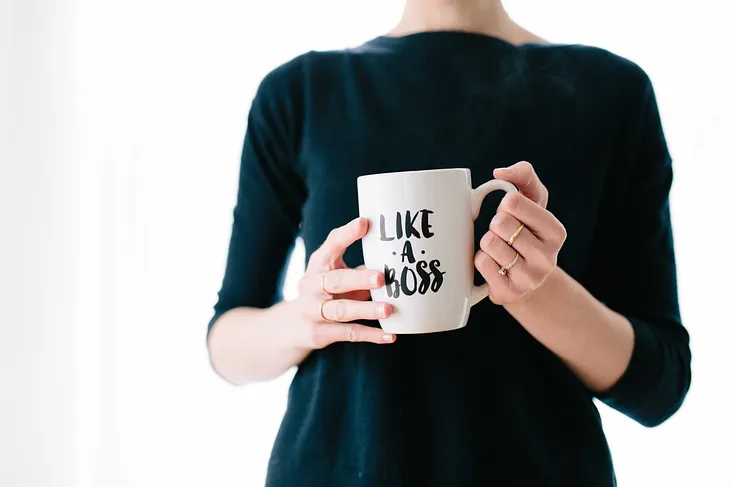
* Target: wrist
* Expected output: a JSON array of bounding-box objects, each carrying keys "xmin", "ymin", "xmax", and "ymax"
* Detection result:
[
  {"xmin": 278, "ymin": 299, "xmax": 316, "ymax": 353},
  {"xmin": 506, "ymin": 266, "xmax": 562, "ymax": 312}
]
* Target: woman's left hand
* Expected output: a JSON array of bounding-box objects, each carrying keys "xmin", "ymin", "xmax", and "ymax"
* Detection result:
[{"xmin": 475, "ymin": 161, "xmax": 567, "ymax": 305}]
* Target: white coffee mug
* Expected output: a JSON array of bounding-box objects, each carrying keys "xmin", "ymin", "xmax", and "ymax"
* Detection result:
[{"xmin": 357, "ymin": 168, "xmax": 517, "ymax": 334}]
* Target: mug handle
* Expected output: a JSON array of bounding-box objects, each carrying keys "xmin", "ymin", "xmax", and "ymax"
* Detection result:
[{"xmin": 470, "ymin": 179, "xmax": 519, "ymax": 306}]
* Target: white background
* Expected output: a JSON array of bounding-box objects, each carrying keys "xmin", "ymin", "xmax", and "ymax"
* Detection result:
[{"xmin": 1, "ymin": 0, "xmax": 729, "ymax": 486}]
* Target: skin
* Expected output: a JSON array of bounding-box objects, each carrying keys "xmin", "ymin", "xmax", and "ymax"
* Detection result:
[
  {"xmin": 480, "ymin": 162, "xmax": 634, "ymax": 394},
  {"xmin": 208, "ymin": 0, "xmax": 635, "ymax": 393}
]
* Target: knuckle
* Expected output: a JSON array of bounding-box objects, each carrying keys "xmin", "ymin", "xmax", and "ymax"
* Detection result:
[
  {"xmin": 335, "ymin": 300, "xmax": 345, "ymax": 321},
  {"xmin": 557, "ymin": 223, "xmax": 568, "ymax": 243},
  {"xmin": 535, "ymin": 253, "xmax": 554, "ymax": 276},
  {"xmin": 545, "ymin": 213, "xmax": 566, "ymax": 242},
  {"xmin": 480, "ymin": 231, "xmax": 499, "ymax": 250},
  {"xmin": 309, "ymin": 322, "xmax": 327, "ymax": 349},
  {"xmin": 541, "ymin": 188, "xmax": 549, "ymax": 207},
  {"xmin": 548, "ymin": 251, "xmax": 559, "ymax": 268},
  {"xmin": 489, "ymin": 212, "xmax": 509, "ymax": 234},
  {"xmin": 516, "ymin": 162, "xmax": 533, "ymax": 180},
  {"xmin": 518, "ymin": 160, "xmax": 534, "ymax": 171},
  {"xmin": 327, "ymin": 269, "xmax": 343, "ymax": 292},
  {"xmin": 478, "ymin": 233, "xmax": 488, "ymax": 250},
  {"xmin": 346, "ymin": 325, "xmax": 358, "ymax": 342},
  {"xmin": 503, "ymin": 192, "xmax": 521, "ymax": 212},
  {"xmin": 364, "ymin": 328, "xmax": 379, "ymax": 343},
  {"xmin": 474, "ymin": 251, "xmax": 489, "ymax": 273}
]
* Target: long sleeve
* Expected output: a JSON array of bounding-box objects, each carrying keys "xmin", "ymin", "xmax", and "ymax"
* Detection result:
[
  {"xmin": 207, "ymin": 59, "xmax": 306, "ymax": 340},
  {"xmin": 588, "ymin": 67, "xmax": 691, "ymax": 427}
]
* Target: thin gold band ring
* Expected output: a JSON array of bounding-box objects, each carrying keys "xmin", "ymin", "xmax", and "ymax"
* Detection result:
[
  {"xmin": 508, "ymin": 223, "xmax": 525, "ymax": 247},
  {"xmin": 498, "ymin": 252, "xmax": 520, "ymax": 276},
  {"xmin": 319, "ymin": 300, "xmax": 333, "ymax": 322},
  {"xmin": 320, "ymin": 273, "xmax": 331, "ymax": 296}
]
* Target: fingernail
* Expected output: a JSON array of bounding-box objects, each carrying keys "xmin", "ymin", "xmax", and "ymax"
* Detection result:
[
  {"xmin": 377, "ymin": 303, "xmax": 388, "ymax": 317},
  {"xmin": 370, "ymin": 272, "xmax": 380, "ymax": 287},
  {"xmin": 382, "ymin": 333, "xmax": 394, "ymax": 342},
  {"xmin": 494, "ymin": 167, "xmax": 514, "ymax": 176}
]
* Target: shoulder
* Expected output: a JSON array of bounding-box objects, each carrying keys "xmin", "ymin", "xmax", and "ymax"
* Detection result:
[
  {"xmin": 516, "ymin": 42, "xmax": 657, "ymax": 117},
  {"xmin": 539, "ymin": 46, "xmax": 668, "ymax": 165},
  {"xmin": 529, "ymin": 43, "xmax": 653, "ymax": 94},
  {"xmin": 252, "ymin": 48, "xmax": 355, "ymax": 110},
  {"xmin": 251, "ymin": 53, "xmax": 306, "ymax": 111},
  {"xmin": 530, "ymin": 43, "xmax": 645, "ymax": 73},
  {"xmin": 255, "ymin": 47, "xmax": 357, "ymax": 91}
]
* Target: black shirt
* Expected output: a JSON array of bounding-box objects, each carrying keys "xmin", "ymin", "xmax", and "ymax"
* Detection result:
[{"xmin": 208, "ymin": 31, "xmax": 691, "ymax": 487}]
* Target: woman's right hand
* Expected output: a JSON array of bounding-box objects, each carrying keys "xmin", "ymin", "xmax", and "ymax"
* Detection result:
[{"xmin": 290, "ymin": 217, "xmax": 396, "ymax": 349}]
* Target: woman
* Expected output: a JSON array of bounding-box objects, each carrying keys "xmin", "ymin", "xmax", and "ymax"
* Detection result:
[{"xmin": 207, "ymin": 0, "xmax": 691, "ymax": 485}]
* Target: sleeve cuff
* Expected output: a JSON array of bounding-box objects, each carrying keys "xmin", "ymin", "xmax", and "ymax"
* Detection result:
[
  {"xmin": 207, "ymin": 311, "xmax": 226, "ymax": 344},
  {"xmin": 597, "ymin": 316, "xmax": 664, "ymax": 426}
]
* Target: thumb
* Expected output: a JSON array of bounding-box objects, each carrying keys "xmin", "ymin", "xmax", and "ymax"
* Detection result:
[{"xmin": 493, "ymin": 161, "xmax": 548, "ymax": 208}]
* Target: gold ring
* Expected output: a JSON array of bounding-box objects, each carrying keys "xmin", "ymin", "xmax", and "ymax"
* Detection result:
[
  {"xmin": 507, "ymin": 223, "xmax": 525, "ymax": 247},
  {"xmin": 320, "ymin": 273, "xmax": 331, "ymax": 296},
  {"xmin": 319, "ymin": 300, "xmax": 333, "ymax": 322},
  {"xmin": 498, "ymin": 252, "xmax": 520, "ymax": 276}
]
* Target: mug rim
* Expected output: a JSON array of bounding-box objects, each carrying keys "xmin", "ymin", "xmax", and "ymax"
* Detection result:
[{"xmin": 357, "ymin": 167, "xmax": 470, "ymax": 182}]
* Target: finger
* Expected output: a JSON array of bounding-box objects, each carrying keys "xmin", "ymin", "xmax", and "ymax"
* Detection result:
[
  {"xmin": 488, "ymin": 211, "xmax": 543, "ymax": 259},
  {"xmin": 319, "ymin": 299, "xmax": 392, "ymax": 322},
  {"xmin": 342, "ymin": 265, "xmax": 374, "ymax": 300},
  {"xmin": 309, "ymin": 217, "xmax": 369, "ymax": 270},
  {"xmin": 474, "ymin": 250, "xmax": 517, "ymax": 305},
  {"xmin": 311, "ymin": 322, "xmax": 396, "ymax": 348},
  {"xmin": 342, "ymin": 264, "xmax": 372, "ymax": 298},
  {"xmin": 493, "ymin": 161, "xmax": 548, "ymax": 208},
  {"xmin": 321, "ymin": 269, "xmax": 384, "ymax": 295},
  {"xmin": 488, "ymin": 212, "xmax": 558, "ymax": 290},
  {"xmin": 479, "ymin": 231, "xmax": 529, "ymax": 288},
  {"xmin": 497, "ymin": 192, "xmax": 564, "ymax": 242},
  {"xmin": 474, "ymin": 250, "xmax": 507, "ymax": 288}
]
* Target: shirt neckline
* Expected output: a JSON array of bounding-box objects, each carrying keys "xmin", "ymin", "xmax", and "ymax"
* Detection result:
[{"xmin": 366, "ymin": 30, "xmax": 521, "ymax": 53}]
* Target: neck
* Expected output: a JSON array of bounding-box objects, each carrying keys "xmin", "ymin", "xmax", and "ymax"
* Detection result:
[{"xmin": 391, "ymin": 0, "xmax": 544, "ymax": 45}]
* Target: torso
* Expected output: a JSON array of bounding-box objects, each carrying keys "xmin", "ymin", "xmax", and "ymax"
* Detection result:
[{"xmin": 267, "ymin": 32, "xmax": 640, "ymax": 486}]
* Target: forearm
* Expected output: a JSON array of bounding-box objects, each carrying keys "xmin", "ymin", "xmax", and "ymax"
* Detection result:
[
  {"xmin": 207, "ymin": 302, "xmax": 310, "ymax": 385},
  {"xmin": 485, "ymin": 159, "xmax": 689, "ymax": 425},
  {"xmin": 504, "ymin": 267, "xmax": 635, "ymax": 394}
]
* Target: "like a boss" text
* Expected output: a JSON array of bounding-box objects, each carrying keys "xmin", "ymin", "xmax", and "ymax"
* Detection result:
[{"xmin": 379, "ymin": 209, "xmax": 445, "ymax": 298}]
